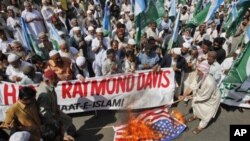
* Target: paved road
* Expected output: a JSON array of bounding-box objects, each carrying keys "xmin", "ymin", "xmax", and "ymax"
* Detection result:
[{"xmin": 71, "ymin": 102, "xmax": 250, "ymax": 141}]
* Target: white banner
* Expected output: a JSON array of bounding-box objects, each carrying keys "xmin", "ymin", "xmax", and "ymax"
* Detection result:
[{"xmin": 0, "ymin": 68, "xmax": 175, "ymax": 121}]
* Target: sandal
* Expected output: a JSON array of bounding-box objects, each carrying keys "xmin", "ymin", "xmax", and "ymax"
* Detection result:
[
  {"xmin": 187, "ymin": 116, "xmax": 197, "ymax": 122},
  {"xmin": 192, "ymin": 127, "xmax": 203, "ymax": 134}
]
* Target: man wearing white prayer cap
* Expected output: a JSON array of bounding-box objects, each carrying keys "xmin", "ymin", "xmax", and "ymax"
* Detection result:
[
  {"xmin": 84, "ymin": 26, "xmax": 96, "ymax": 68},
  {"xmin": 88, "ymin": 26, "xmax": 94, "ymax": 31},
  {"xmin": 180, "ymin": 42, "xmax": 191, "ymax": 60},
  {"xmin": 96, "ymin": 27, "xmax": 103, "ymax": 33},
  {"xmin": 59, "ymin": 39, "xmax": 79, "ymax": 62},
  {"xmin": 72, "ymin": 26, "xmax": 81, "ymax": 36},
  {"xmin": 6, "ymin": 53, "xmax": 32, "ymax": 83},
  {"xmin": 9, "ymin": 131, "xmax": 30, "ymax": 141},
  {"xmin": 75, "ymin": 56, "xmax": 89, "ymax": 80},
  {"xmin": 91, "ymin": 27, "xmax": 110, "ymax": 76},
  {"xmin": 180, "ymin": 60, "xmax": 220, "ymax": 135},
  {"xmin": 46, "ymin": 49, "xmax": 75, "ymax": 81},
  {"xmin": 127, "ymin": 38, "xmax": 136, "ymax": 52},
  {"xmin": 10, "ymin": 40, "xmax": 28, "ymax": 61},
  {"xmin": 49, "ymin": 50, "xmax": 59, "ymax": 58},
  {"xmin": 159, "ymin": 47, "xmax": 187, "ymax": 86}
]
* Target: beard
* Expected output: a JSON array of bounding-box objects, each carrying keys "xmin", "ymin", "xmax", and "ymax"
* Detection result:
[{"xmin": 74, "ymin": 35, "xmax": 82, "ymax": 43}]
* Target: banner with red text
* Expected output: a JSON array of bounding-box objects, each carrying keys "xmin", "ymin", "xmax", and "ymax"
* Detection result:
[{"xmin": 0, "ymin": 68, "xmax": 175, "ymax": 121}]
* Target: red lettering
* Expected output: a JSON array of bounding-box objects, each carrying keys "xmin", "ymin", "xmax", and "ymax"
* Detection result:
[
  {"xmin": 152, "ymin": 72, "xmax": 160, "ymax": 88},
  {"xmin": 126, "ymin": 74, "xmax": 134, "ymax": 92},
  {"xmin": 62, "ymin": 82, "xmax": 72, "ymax": 99},
  {"xmin": 116, "ymin": 77, "xmax": 126, "ymax": 93},
  {"xmin": 106, "ymin": 78, "xmax": 116, "ymax": 94},
  {"xmin": 144, "ymin": 72, "xmax": 152, "ymax": 89},
  {"xmin": 91, "ymin": 80, "xmax": 106, "ymax": 95},
  {"xmin": 3, "ymin": 84, "xmax": 17, "ymax": 105},
  {"xmin": 158, "ymin": 71, "xmax": 163, "ymax": 88},
  {"xmin": 161, "ymin": 71, "xmax": 170, "ymax": 88},
  {"xmin": 72, "ymin": 82, "xmax": 84, "ymax": 97},
  {"xmin": 137, "ymin": 73, "xmax": 145, "ymax": 91},
  {"xmin": 82, "ymin": 82, "xmax": 88, "ymax": 97}
]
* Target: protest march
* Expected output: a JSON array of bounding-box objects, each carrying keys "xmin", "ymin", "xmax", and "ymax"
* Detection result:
[{"xmin": 0, "ymin": 0, "xmax": 250, "ymax": 141}]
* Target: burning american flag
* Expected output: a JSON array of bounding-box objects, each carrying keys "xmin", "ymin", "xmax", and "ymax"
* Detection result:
[{"xmin": 113, "ymin": 106, "xmax": 186, "ymax": 141}]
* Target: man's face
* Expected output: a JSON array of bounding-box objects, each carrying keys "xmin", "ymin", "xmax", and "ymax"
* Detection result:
[
  {"xmin": 213, "ymin": 42, "xmax": 220, "ymax": 49},
  {"xmin": 96, "ymin": 32, "xmax": 103, "ymax": 40},
  {"xmin": 8, "ymin": 10, "xmax": 14, "ymax": 17},
  {"xmin": 109, "ymin": 53, "xmax": 116, "ymax": 61},
  {"xmin": 145, "ymin": 47, "xmax": 151, "ymax": 56},
  {"xmin": 199, "ymin": 25, "xmax": 206, "ymax": 32},
  {"xmin": 181, "ymin": 48, "xmax": 189, "ymax": 55},
  {"xmin": 211, "ymin": 23, "xmax": 216, "ymax": 29},
  {"xmin": 164, "ymin": 15, "xmax": 169, "ymax": 22},
  {"xmin": 74, "ymin": 30, "xmax": 81, "ymax": 38},
  {"xmin": 202, "ymin": 45, "xmax": 209, "ymax": 54},
  {"xmin": 60, "ymin": 43, "xmax": 69, "ymax": 53},
  {"xmin": 207, "ymin": 54, "xmax": 216, "ymax": 65},
  {"xmin": 196, "ymin": 69, "xmax": 204, "ymax": 78},
  {"xmin": 151, "ymin": 23, "xmax": 157, "ymax": 31},
  {"xmin": 26, "ymin": 3, "xmax": 33, "ymax": 11},
  {"xmin": 12, "ymin": 44, "xmax": 23, "ymax": 52},
  {"xmin": 0, "ymin": 32, "xmax": 7, "ymax": 40},
  {"xmin": 128, "ymin": 44, "xmax": 136, "ymax": 50},
  {"xmin": 117, "ymin": 28, "xmax": 125, "ymax": 39},
  {"xmin": 71, "ymin": 20, "xmax": 78, "ymax": 26},
  {"xmin": 112, "ymin": 42, "xmax": 119, "ymax": 51},
  {"xmin": 51, "ymin": 54, "xmax": 63, "ymax": 65},
  {"xmin": 11, "ymin": 60, "xmax": 21, "ymax": 68},
  {"xmin": 48, "ymin": 77, "xmax": 59, "ymax": 87},
  {"xmin": 40, "ymin": 36, "xmax": 48, "ymax": 43},
  {"xmin": 89, "ymin": 30, "xmax": 95, "ymax": 35}
]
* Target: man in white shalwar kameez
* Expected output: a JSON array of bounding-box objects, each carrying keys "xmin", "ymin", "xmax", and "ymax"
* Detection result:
[
  {"xmin": 179, "ymin": 61, "xmax": 221, "ymax": 134},
  {"xmin": 21, "ymin": 1, "xmax": 46, "ymax": 39},
  {"xmin": 6, "ymin": 8, "xmax": 24, "ymax": 45}
]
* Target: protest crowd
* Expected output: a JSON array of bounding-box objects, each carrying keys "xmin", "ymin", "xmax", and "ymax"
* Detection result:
[{"xmin": 0, "ymin": 0, "xmax": 250, "ymax": 140}]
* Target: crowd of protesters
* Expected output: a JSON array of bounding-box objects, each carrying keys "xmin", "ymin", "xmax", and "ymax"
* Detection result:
[{"xmin": 0, "ymin": 0, "xmax": 249, "ymax": 140}]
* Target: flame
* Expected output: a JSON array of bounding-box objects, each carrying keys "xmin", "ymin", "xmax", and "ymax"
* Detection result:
[
  {"xmin": 170, "ymin": 109, "xmax": 186, "ymax": 124},
  {"xmin": 118, "ymin": 109, "xmax": 186, "ymax": 141},
  {"xmin": 119, "ymin": 112, "xmax": 161, "ymax": 141}
]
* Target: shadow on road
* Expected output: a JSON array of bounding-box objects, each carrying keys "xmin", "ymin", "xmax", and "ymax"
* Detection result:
[{"xmin": 75, "ymin": 110, "xmax": 117, "ymax": 141}]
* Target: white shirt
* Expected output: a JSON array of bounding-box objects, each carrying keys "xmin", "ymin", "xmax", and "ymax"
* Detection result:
[
  {"xmin": 206, "ymin": 60, "xmax": 222, "ymax": 83},
  {"xmin": 206, "ymin": 28, "xmax": 218, "ymax": 42},
  {"xmin": 0, "ymin": 38, "xmax": 14, "ymax": 55},
  {"xmin": 121, "ymin": 4, "xmax": 132, "ymax": 12},
  {"xmin": 85, "ymin": 34, "xmax": 95, "ymax": 60},
  {"xmin": 180, "ymin": 13, "xmax": 189, "ymax": 24},
  {"xmin": 21, "ymin": 9, "xmax": 46, "ymax": 38},
  {"xmin": 221, "ymin": 57, "xmax": 234, "ymax": 73},
  {"xmin": 6, "ymin": 17, "xmax": 24, "ymax": 45},
  {"xmin": 41, "ymin": 6, "xmax": 54, "ymax": 22},
  {"xmin": 146, "ymin": 28, "xmax": 159, "ymax": 39},
  {"xmin": 5, "ymin": 61, "xmax": 32, "ymax": 82},
  {"xmin": 59, "ymin": 47, "xmax": 79, "ymax": 62},
  {"xmin": 91, "ymin": 37, "xmax": 110, "ymax": 66}
]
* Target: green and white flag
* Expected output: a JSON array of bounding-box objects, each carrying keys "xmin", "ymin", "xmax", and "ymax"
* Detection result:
[
  {"xmin": 135, "ymin": 0, "xmax": 165, "ymax": 29},
  {"xmin": 186, "ymin": 2, "xmax": 211, "ymax": 27},
  {"xmin": 220, "ymin": 42, "xmax": 250, "ymax": 108},
  {"xmin": 226, "ymin": 1, "xmax": 250, "ymax": 37},
  {"xmin": 193, "ymin": 0, "xmax": 203, "ymax": 16}
]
